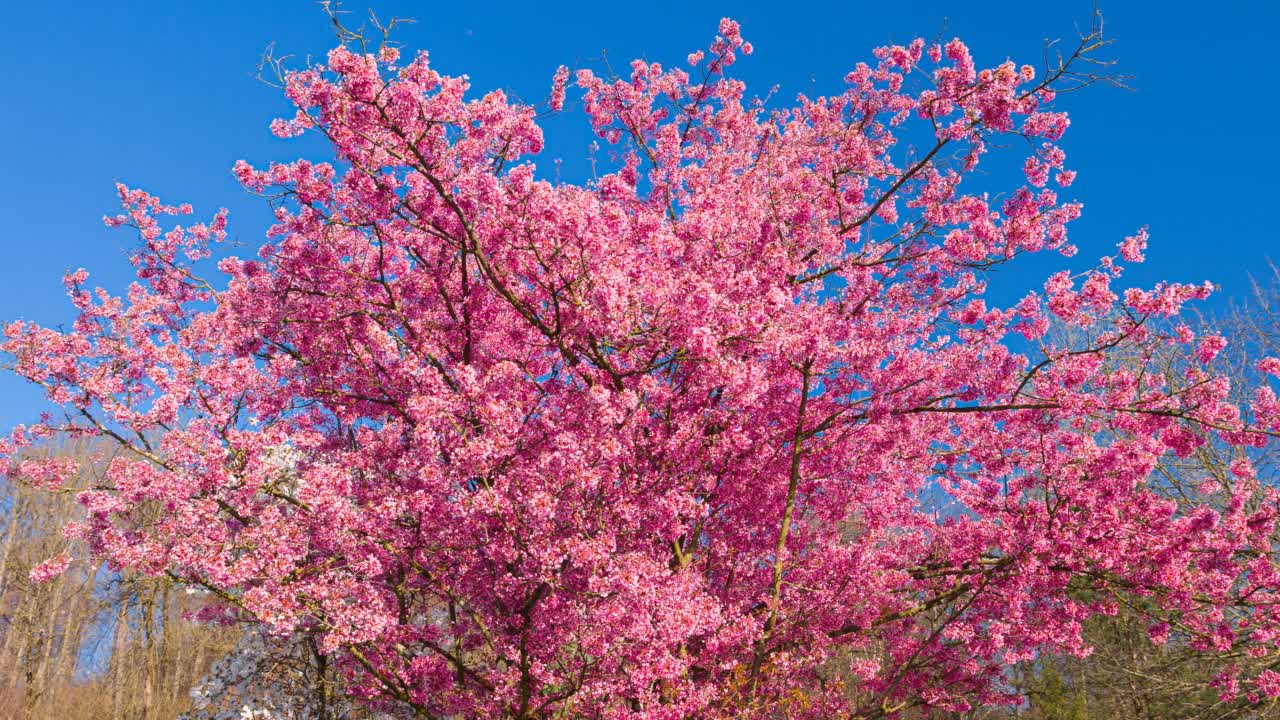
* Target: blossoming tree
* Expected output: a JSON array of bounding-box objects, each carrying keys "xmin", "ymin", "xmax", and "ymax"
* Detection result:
[{"xmin": 9, "ymin": 11, "xmax": 1280, "ymax": 719}]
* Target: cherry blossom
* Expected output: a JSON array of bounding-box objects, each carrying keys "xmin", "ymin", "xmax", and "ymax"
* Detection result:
[{"xmin": 8, "ymin": 14, "xmax": 1280, "ymax": 719}]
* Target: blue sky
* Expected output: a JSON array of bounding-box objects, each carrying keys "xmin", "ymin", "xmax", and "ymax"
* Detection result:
[{"xmin": 0, "ymin": 1, "xmax": 1275, "ymax": 429}]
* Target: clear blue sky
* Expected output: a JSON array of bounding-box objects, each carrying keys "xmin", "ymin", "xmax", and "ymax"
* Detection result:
[{"xmin": 0, "ymin": 1, "xmax": 1275, "ymax": 429}]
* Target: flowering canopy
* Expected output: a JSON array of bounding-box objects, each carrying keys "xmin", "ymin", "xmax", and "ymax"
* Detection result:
[{"xmin": 8, "ymin": 15, "xmax": 1280, "ymax": 719}]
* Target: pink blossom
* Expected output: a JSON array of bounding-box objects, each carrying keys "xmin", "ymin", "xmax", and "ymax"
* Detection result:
[
  {"xmin": 29, "ymin": 553, "xmax": 70, "ymax": 583},
  {"xmin": 1257, "ymin": 670, "xmax": 1280, "ymax": 699},
  {"xmin": 1258, "ymin": 357, "xmax": 1280, "ymax": 377},
  {"xmin": 1231, "ymin": 458, "xmax": 1256, "ymax": 479},
  {"xmin": 1197, "ymin": 335, "xmax": 1228, "ymax": 364},
  {"xmin": 549, "ymin": 65, "xmax": 569, "ymax": 112},
  {"xmin": 1118, "ymin": 228, "xmax": 1149, "ymax": 263}
]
